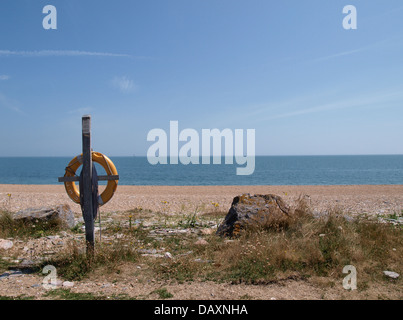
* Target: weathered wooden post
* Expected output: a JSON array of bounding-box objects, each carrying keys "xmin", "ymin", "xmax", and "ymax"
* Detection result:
[
  {"xmin": 81, "ymin": 115, "xmax": 95, "ymax": 256},
  {"xmin": 58, "ymin": 115, "xmax": 119, "ymax": 259}
]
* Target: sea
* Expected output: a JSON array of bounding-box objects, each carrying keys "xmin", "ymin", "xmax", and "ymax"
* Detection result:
[{"xmin": 0, "ymin": 155, "xmax": 401, "ymax": 186}]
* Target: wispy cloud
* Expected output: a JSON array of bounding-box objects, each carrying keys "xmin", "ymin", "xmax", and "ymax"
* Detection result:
[
  {"xmin": 0, "ymin": 75, "xmax": 10, "ymax": 80},
  {"xmin": 258, "ymin": 88, "xmax": 403, "ymax": 121},
  {"xmin": 0, "ymin": 92, "xmax": 26, "ymax": 115},
  {"xmin": 0, "ymin": 50, "xmax": 135, "ymax": 58},
  {"xmin": 312, "ymin": 48, "xmax": 365, "ymax": 62},
  {"xmin": 310, "ymin": 38, "xmax": 392, "ymax": 63},
  {"xmin": 111, "ymin": 76, "xmax": 137, "ymax": 93}
]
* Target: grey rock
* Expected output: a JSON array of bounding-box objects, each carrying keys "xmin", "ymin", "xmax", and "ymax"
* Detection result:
[
  {"xmin": 216, "ymin": 194, "xmax": 290, "ymax": 237},
  {"xmin": 0, "ymin": 270, "xmax": 24, "ymax": 279},
  {"xmin": 13, "ymin": 204, "xmax": 76, "ymax": 229},
  {"xmin": 9, "ymin": 271, "xmax": 23, "ymax": 277},
  {"xmin": 19, "ymin": 259, "xmax": 36, "ymax": 267}
]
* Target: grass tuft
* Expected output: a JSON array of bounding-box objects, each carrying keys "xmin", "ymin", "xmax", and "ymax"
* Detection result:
[{"xmin": 0, "ymin": 210, "xmax": 62, "ymax": 239}]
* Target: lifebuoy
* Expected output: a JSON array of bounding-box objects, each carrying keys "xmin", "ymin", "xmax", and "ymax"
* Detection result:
[{"xmin": 64, "ymin": 152, "xmax": 118, "ymax": 206}]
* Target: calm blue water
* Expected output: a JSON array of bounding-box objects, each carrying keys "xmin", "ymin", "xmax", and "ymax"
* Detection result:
[{"xmin": 0, "ymin": 155, "xmax": 401, "ymax": 185}]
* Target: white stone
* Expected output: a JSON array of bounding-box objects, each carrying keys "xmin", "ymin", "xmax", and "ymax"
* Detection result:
[
  {"xmin": 0, "ymin": 239, "xmax": 13, "ymax": 250},
  {"xmin": 383, "ymin": 271, "xmax": 399, "ymax": 279},
  {"xmin": 62, "ymin": 281, "xmax": 74, "ymax": 288}
]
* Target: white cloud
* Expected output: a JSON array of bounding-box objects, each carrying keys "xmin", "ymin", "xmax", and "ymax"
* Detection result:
[
  {"xmin": 0, "ymin": 75, "xmax": 10, "ymax": 80},
  {"xmin": 0, "ymin": 50, "xmax": 133, "ymax": 58},
  {"xmin": 111, "ymin": 76, "xmax": 137, "ymax": 93},
  {"xmin": 257, "ymin": 88, "xmax": 403, "ymax": 121}
]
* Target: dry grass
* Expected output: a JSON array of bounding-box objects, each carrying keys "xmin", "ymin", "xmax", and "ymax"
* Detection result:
[
  {"xmin": 151, "ymin": 198, "xmax": 402, "ymax": 287},
  {"xmin": 44, "ymin": 239, "xmax": 140, "ymax": 281},
  {"xmin": 3, "ymin": 199, "xmax": 401, "ymax": 295},
  {"xmin": 0, "ymin": 210, "xmax": 62, "ymax": 238},
  {"xmin": 210, "ymin": 200, "xmax": 402, "ymax": 286}
]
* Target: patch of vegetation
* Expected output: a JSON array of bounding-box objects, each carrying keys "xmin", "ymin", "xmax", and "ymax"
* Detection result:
[
  {"xmin": 0, "ymin": 258, "xmax": 13, "ymax": 274},
  {"xmin": 155, "ymin": 257, "xmax": 200, "ymax": 283},
  {"xmin": 43, "ymin": 288, "xmax": 106, "ymax": 300},
  {"xmin": 43, "ymin": 288, "xmax": 137, "ymax": 300},
  {"xmin": 71, "ymin": 222, "xmax": 84, "ymax": 234},
  {"xmin": 44, "ymin": 240, "xmax": 140, "ymax": 281},
  {"xmin": 31, "ymin": 199, "xmax": 401, "ymax": 291},
  {"xmin": 149, "ymin": 200, "xmax": 402, "ymax": 286},
  {"xmin": 213, "ymin": 208, "xmax": 402, "ymax": 284},
  {"xmin": 377, "ymin": 209, "xmax": 403, "ymax": 221},
  {"xmin": 0, "ymin": 210, "xmax": 62, "ymax": 239},
  {"xmin": 0, "ymin": 295, "xmax": 35, "ymax": 300},
  {"xmin": 178, "ymin": 212, "xmax": 198, "ymax": 228},
  {"xmin": 153, "ymin": 287, "xmax": 174, "ymax": 299}
]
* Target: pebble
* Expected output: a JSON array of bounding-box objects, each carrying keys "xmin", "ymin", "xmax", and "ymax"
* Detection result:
[
  {"xmin": 0, "ymin": 239, "xmax": 13, "ymax": 250},
  {"xmin": 142, "ymin": 253, "xmax": 164, "ymax": 258},
  {"xmin": 46, "ymin": 235, "xmax": 60, "ymax": 240},
  {"xmin": 224, "ymin": 240, "xmax": 235, "ymax": 244},
  {"xmin": 383, "ymin": 271, "xmax": 399, "ymax": 279},
  {"xmin": 63, "ymin": 281, "xmax": 75, "ymax": 288},
  {"xmin": 201, "ymin": 228, "xmax": 215, "ymax": 235},
  {"xmin": 195, "ymin": 239, "xmax": 208, "ymax": 246},
  {"xmin": 194, "ymin": 258, "xmax": 213, "ymax": 263}
]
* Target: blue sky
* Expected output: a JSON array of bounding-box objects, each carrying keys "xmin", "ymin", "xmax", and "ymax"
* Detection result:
[{"xmin": 0, "ymin": 0, "xmax": 402, "ymax": 156}]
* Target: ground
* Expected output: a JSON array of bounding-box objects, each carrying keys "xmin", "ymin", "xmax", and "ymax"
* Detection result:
[{"xmin": 0, "ymin": 185, "xmax": 402, "ymax": 300}]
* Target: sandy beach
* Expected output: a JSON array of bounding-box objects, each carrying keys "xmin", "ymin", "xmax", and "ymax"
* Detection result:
[{"xmin": 1, "ymin": 184, "xmax": 402, "ymax": 216}]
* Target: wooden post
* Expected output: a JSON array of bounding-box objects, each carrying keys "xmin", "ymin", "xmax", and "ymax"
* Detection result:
[
  {"xmin": 58, "ymin": 115, "xmax": 119, "ymax": 259},
  {"xmin": 82, "ymin": 115, "xmax": 94, "ymax": 257}
]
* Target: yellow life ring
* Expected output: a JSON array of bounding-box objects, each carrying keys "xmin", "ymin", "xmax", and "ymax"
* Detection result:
[{"xmin": 64, "ymin": 152, "xmax": 118, "ymax": 206}]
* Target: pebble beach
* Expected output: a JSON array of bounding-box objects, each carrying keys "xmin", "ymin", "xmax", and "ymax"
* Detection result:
[{"xmin": 1, "ymin": 184, "xmax": 402, "ymax": 217}]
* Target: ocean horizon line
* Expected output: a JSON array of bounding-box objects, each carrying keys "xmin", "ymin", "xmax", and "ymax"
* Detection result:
[{"xmin": 0, "ymin": 154, "xmax": 402, "ymax": 158}]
